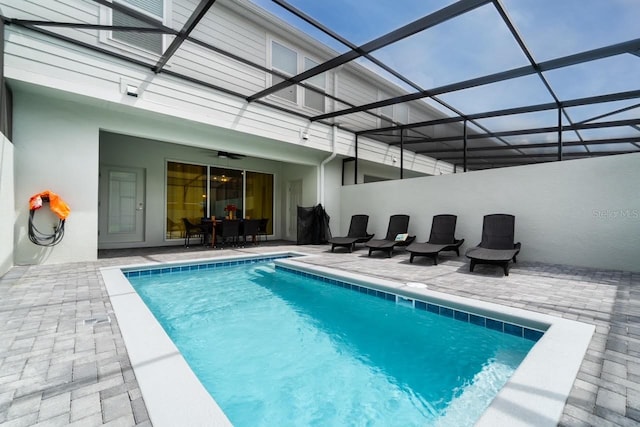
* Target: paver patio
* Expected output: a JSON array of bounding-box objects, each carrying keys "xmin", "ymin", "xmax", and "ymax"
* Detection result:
[{"xmin": 1, "ymin": 242, "xmax": 638, "ymax": 426}]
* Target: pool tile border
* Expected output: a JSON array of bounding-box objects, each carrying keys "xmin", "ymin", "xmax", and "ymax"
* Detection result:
[
  {"xmin": 122, "ymin": 255, "xmax": 545, "ymax": 342},
  {"xmin": 275, "ymin": 265, "xmax": 545, "ymax": 342},
  {"xmin": 122, "ymin": 254, "xmax": 291, "ymax": 278}
]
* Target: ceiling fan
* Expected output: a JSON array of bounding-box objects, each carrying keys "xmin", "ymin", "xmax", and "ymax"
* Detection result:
[{"xmin": 217, "ymin": 151, "xmax": 246, "ymax": 160}]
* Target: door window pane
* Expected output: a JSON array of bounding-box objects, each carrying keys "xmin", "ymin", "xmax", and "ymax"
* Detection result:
[
  {"xmin": 246, "ymin": 171, "xmax": 274, "ymax": 234},
  {"xmin": 166, "ymin": 162, "xmax": 207, "ymax": 239},
  {"xmin": 108, "ymin": 171, "xmax": 137, "ymax": 233}
]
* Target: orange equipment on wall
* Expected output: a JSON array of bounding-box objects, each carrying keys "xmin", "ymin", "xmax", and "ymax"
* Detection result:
[{"xmin": 28, "ymin": 190, "xmax": 70, "ymax": 246}]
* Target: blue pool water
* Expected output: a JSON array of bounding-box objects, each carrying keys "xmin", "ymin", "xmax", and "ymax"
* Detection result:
[{"xmin": 128, "ymin": 260, "xmax": 537, "ymax": 426}]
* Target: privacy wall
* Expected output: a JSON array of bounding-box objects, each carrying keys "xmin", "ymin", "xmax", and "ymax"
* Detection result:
[
  {"xmin": 340, "ymin": 153, "xmax": 640, "ymax": 272},
  {"xmin": 0, "ymin": 133, "xmax": 14, "ymax": 276}
]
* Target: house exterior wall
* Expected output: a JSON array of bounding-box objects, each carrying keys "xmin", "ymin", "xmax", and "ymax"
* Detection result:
[
  {"xmin": 11, "ymin": 84, "xmax": 331, "ymax": 262},
  {"xmin": 321, "ymin": 158, "xmax": 343, "ymax": 236},
  {"xmin": 13, "ymin": 91, "xmax": 99, "ymax": 265},
  {"xmin": 340, "ymin": 153, "xmax": 640, "ymax": 272},
  {"xmin": 0, "ymin": 133, "xmax": 14, "ymax": 276}
]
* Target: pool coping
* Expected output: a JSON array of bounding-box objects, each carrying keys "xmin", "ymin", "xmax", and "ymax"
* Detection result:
[{"xmin": 101, "ymin": 251, "xmax": 595, "ymax": 427}]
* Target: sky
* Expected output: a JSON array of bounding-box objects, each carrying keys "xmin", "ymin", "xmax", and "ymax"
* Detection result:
[{"xmin": 249, "ymin": 0, "xmax": 640, "ymax": 150}]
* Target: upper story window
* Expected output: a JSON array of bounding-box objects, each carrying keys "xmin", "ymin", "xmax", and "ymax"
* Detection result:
[
  {"xmin": 271, "ymin": 41, "xmax": 297, "ymax": 103},
  {"xmin": 111, "ymin": 0, "xmax": 164, "ymax": 54},
  {"xmin": 270, "ymin": 40, "xmax": 326, "ymax": 112},
  {"xmin": 303, "ymin": 58, "xmax": 325, "ymax": 112},
  {"xmin": 379, "ymin": 91, "xmax": 409, "ymax": 130}
]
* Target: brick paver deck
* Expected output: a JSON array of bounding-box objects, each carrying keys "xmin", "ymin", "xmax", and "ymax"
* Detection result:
[{"xmin": 1, "ymin": 243, "xmax": 638, "ymax": 426}]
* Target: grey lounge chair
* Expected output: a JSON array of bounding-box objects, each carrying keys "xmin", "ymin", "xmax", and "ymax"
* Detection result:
[
  {"xmin": 366, "ymin": 214, "xmax": 415, "ymax": 258},
  {"xmin": 465, "ymin": 214, "xmax": 521, "ymax": 276},
  {"xmin": 328, "ymin": 214, "xmax": 374, "ymax": 252},
  {"xmin": 406, "ymin": 215, "xmax": 464, "ymax": 265}
]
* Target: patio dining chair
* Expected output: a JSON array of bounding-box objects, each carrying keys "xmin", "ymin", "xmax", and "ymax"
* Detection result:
[
  {"xmin": 181, "ymin": 218, "xmax": 205, "ymax": 247},
  {"xmin": 242, "ymin": 218, "xmax": 261, "ymax": 246},
  {"xmin": 257, "ymin": 218, "xmax": 269, "ymax": 242},
  {"xmin": 216, "ymin": 219, "xmax": 241, "ymax": 248}
]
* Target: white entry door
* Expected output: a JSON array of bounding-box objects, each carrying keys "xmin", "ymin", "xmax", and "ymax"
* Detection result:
[
  {"xmin": 286, "ymin": 180, "xmax": 303, "ymax": 241},
  {"xmin": 99, "ymin": 166, "xmax": 145, "ymax": 245}
]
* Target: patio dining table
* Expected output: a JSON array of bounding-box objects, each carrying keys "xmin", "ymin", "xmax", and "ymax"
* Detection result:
[
  {"xmin": 200, "ymin": 218, "xmax": 222, "ymax": 248},
  {"xmin": 200, "ymin": 218, "xmax": 258, "ymax": 248}
]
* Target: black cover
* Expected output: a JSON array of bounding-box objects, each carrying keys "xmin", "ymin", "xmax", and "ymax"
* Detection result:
[{"xmin": 297, "ymin": 204, "xmax": 331, "ymax": 245}]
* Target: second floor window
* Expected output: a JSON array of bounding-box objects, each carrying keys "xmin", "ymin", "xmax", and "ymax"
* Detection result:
[
  {"xmin": 271, "ymin": 41, "xmax": 297, "ymax": 103},
  {"xmin": 271, "ymin": 40, "xmax": 326, "ymax": 112},
  {"xmin": 112, "ymin": 0, "xmax": 164, "ymax": 54},
  {"xmin": 303, "ymin": 58, "xmax": 325, "ymax": 113}
]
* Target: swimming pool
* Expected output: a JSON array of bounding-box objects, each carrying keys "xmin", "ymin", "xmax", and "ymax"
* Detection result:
[
  {"xmin": 101, "ymin": 252, "xmax": 594, "ymax": 427},
  {"xmin": 126, "ymin": 258, "xmax": 537, "ymax": 426}
]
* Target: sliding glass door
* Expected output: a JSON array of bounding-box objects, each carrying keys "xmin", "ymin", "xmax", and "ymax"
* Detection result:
[
  {"xmin": 209, "ymin": 167, "xmax": 243, "ymax": 219},
  {"xmin": 246, "ymin": 171, "xmax": 274, "ymax": 234},
  {"xmin": 166, "ymin": 162, "xmax": 207, "ymax": 239},
  {"xmin": 166, "ymin": 161, "xmax": 274, "ymax": 239}
]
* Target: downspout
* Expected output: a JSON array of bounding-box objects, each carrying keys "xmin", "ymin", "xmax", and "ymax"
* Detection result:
[{"xmin": 318, "ymin": 125, "xmax": 338, "ymax": 206}]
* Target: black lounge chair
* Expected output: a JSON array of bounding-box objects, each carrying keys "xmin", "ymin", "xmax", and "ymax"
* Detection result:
[
  {"xmin": 366, "ymin": 214, "xmax": 415, "ymax": 258},
  {"xmin": 465, "ymin": 214, "xmax": 521, "ymax": 276},
  {"xmin": 328, "ymin": 214, "xmax": 374, "ymax": 252},
  {"xmin": 406, "ymin": 214, "xmax": 464, "ymax": 265}
]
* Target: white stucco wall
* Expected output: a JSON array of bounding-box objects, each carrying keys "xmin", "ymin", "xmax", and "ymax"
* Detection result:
[
  {"xmin": 340, "ymin": 154, "xmax": 640, "ymax": 272},
  {"xmin": 0, "ymin": 133, "xmax": 14, "ymax": 276},
  {"xmin": 13, "ymin": 92, "xmax": 99, "ymax": 265},
  {"xmin": 321, "ymin": 158, "xmax": 343, "ymax": 238}
]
